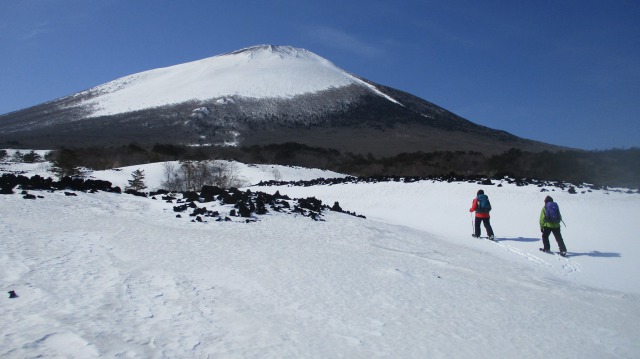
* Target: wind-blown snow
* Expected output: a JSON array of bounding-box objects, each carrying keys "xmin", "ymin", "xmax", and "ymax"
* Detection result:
[
  {"xmin": 77, "ymin": 45, "xmax": 399, "ymax": 117},
  {"xmin": 1, "ymin": 158, "xmax": 639, "ymax": 358}
]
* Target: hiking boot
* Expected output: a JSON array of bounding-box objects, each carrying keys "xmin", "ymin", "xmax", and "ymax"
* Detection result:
[
  {"xmin": 489, "ymin": 235, "xmax": 495, "ymax": 241},
  {"xmin": 560, "ymin": 252, "xmax": 567, "ymax": 257}
]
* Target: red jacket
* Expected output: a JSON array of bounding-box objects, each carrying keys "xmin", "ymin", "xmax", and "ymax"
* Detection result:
[{"xmin": 470, "ymin": 198, "xmax": 490, "ymax": 218}]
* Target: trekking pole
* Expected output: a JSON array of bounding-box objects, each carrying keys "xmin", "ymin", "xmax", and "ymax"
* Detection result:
[
  {"xmin": 471, "ymin": 213, "xmax": 474, "ymax": 236},
  {"xmin": 561, "ymin": 219, "xmax": 566, "ymax": 227}
]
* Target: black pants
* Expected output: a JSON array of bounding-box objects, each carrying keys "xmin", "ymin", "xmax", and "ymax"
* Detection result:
[
  {"xmin": 474, "ymin": 217, "xmax": 494, "ymax": 237},
  {"xmin": 542, "ymin": 227, "xmax": 567, "ymax": 252}
]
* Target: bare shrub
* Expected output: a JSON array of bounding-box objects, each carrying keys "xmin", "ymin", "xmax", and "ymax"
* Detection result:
[{"xmin": 161, "ymin": 160, "xmax": 245, "ymax": 191}]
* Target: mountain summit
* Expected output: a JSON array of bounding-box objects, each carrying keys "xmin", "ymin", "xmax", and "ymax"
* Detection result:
[
  {"xmin": 0, "ymin": 45, "xmax": 558, "ymax": 154},
  {"xmin": 81, "ymin": 45, "xmax": 397, "ymax": 118}
]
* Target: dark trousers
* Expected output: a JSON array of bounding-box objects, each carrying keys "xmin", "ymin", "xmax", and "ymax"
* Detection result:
[
  {"xmin": 542, "ymin": 227, "xmax": 567, "ymax": 252},
  {"xmin": 474, "ymin": 217, "xmax": 494, "ymax": 237}
]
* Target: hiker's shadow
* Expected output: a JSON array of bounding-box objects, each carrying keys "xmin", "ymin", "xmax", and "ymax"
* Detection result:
[
  {"xmin": 565, "ymin": 251, "xmax": 621, "ymax": 258},
  {"xmin": 495, "ymin": 237, "xmax": 539, "ymax": 243},
  {"xmin": 495, "ymin": 238, "xmax": 621, "ymax": 258}
]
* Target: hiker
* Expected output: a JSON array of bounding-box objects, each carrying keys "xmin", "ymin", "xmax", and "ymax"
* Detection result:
[
  {"xmin": 540, "ymin": 196, "xmax": 567, "ymax": 255},
  {"xmin": 470, "ymin": 189, "xmax": 494, "ymax": 240}
]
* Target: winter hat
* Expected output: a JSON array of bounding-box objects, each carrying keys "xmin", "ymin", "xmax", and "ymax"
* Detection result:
[
  {"xmin": 544, "ymin": 196, "xmax": 553, "ymax": 203},
  {"xmin": 477, "ymin": 190, "xmax": 484, "ymax": 195}
]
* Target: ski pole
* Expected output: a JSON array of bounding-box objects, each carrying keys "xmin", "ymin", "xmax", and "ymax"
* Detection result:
[{"xmin": 471, "ymin": 213, "xmax": 474, "ymax": 236}]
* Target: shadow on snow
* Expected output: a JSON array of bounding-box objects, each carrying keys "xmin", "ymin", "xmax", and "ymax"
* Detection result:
[
  {"xmin": 495, "ymin": 237, "xmax": 539, "ymax": 243},
  {"xmin": 565, "ymin": 251, "xmax": 621, "ymax": 258},
  {"xmin": 495, "ymin": 238, "xmax": 621, "ymax": 258}
]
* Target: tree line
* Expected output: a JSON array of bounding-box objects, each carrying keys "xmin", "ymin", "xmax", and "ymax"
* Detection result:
[{"xmin": 3, "ymin": 144, "xmax": 638, "ymax": 189}]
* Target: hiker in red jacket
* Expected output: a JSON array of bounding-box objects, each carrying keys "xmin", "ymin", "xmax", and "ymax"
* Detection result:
[{"xmin": 470, "ymin": 189, "xmax": 495, "ymax": 240}]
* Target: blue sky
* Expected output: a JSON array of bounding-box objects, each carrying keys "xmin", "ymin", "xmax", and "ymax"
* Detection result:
[{"xmin": 1, "ymin": 0, "xmax": 638, "ymax": 150}]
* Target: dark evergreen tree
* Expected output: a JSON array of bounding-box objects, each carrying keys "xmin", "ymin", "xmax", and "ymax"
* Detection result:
[
  {"xmin": 126, "ymin": 169, "xmax": 147, "ymax": 191},
  {"xmin": 22, "ymin": 151, "xmax": 43, "ymax": 163},
  {"xmin": 49, "ymin": 148, "xmax": 83, "ymax": 179}
]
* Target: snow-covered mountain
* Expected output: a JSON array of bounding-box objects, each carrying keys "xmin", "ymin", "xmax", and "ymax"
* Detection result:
[
  {"xmin": 1, "ymin": 155, "xmax": 639, "ymax": 358},
  {"xmin": 0, "ymin": 45, "xmax": 559, "ymax": 154},
  {"xmin": 80, "ymin": 45, "xmax": 399, "ymax": 118}
]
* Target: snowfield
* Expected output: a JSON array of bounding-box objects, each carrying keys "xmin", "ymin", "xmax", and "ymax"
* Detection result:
[
  {"xmin": 76, "ymin": 45, "xmax": 398, "ymax": 118},
  {"xmin": 1, "ymin": 157, "xmax": 639, "ymax": 358}
]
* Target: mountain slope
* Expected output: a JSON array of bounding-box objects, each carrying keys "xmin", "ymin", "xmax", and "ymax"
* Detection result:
[
  {"xmin": 0, "ymin": 45, "xmax": 562, "ymax": 154},
  {"xmin": 79, "ymin": 45, "xmax": 398, "ymax": 118}
]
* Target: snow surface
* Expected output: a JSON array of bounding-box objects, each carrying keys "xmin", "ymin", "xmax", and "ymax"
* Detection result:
[
  {"xmin": 76, "ymin": 45, "xmax": 399, "ymax": 117},
  {"xmin": 2, "ymin": 157, "xmax": 640, "ymax": 358}
]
